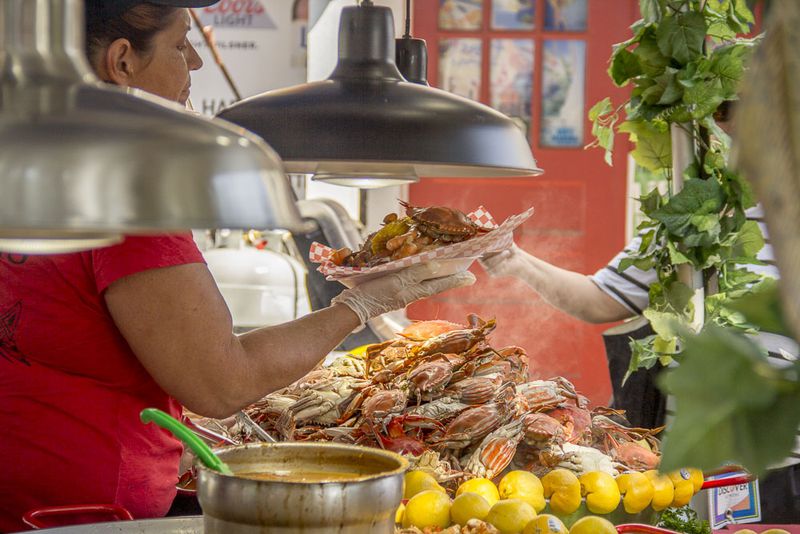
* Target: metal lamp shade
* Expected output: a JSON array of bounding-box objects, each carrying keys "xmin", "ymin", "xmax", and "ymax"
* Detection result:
[
  {"xmin": 0, "ymin": 0, "xmax": 305, "ymax": 253},
  {"xmin": 217, "ymin": 4, "xmax": 542, "ymax": 187}
]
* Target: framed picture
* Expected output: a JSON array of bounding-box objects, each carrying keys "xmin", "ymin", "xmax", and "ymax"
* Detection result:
[
  {"xmin": 438, "ymin": 38, "xmax": 483, "ymax": 101},
  {"xmin": 491, "ymin": 0, "xmax": 535, "ymax": 30},
  {"xmin": 540, "ymin": 39, "xmax": 586, "ymax": 147},
  {"xmin": 439, "ymin": 0, "xmax": 483, "ymax": 31},
  {"xmin": 544, "ymin": 0, "xmax": 588, "ymax": 31},
  {"xmin": 491, "ymin": 39, "xmax": 534, "ymax": 133}
]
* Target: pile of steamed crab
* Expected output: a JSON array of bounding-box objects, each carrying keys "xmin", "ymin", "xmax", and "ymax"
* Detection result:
[
  {"xmin": 330, "ymin": 202, "xmax": 489, "ymax": 267},
  {"xmin": 229, "ymin": 315, "xmax": 663, "ymax": 486}
]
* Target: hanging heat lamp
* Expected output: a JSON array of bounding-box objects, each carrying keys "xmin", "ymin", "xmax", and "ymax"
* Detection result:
[
  {"xmin": 217, "ymin": 0, "xmax": 542, "ymax": 188},
  {"xmin": 395, "ymin": 0, "xmax": 428, "ymax": 86},
  {"xmin": 0, "ymin": 0, "xmax": 306, "ymax": 254}
]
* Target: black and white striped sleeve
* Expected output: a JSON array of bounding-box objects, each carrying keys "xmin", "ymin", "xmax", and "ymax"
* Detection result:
[{"xmin": 588, "ymin": 236, "xmax": 656, "ymax": 316}]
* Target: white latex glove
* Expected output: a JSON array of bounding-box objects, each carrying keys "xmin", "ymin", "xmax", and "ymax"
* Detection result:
[
  {"xmin": 478, "ymin": 243, "xmax": 532, "ymax": 279},
  {"xmin": 332, "ymin": 263, "xmax": 476, "ymax": 325}
]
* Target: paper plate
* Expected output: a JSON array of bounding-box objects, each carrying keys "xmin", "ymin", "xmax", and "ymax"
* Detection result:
[{"xmin": 336, "ymin": 256, "xmax": 479, "ymax": 289}]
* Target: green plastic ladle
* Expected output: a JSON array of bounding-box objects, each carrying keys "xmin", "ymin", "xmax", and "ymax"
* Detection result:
[{"xmin": 140, "ymin": 408, "xmax": 233, "ymax": 475}]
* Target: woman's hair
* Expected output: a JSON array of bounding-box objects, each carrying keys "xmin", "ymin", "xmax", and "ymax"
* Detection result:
[{"xmin": 85, "ymin": 3, "xmax": 179, "ymax": 68}]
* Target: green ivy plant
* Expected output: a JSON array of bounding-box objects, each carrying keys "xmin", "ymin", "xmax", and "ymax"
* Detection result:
[{"xmin": 587, "ymin": 0, "xmax": 764, "ymax": 376}]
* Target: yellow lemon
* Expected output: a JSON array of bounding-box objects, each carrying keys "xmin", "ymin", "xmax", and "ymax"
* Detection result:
[
  {"xmin": 402, "ymin": 489, "xmax": 452, "ymax": 530},
  {"xmin": 541, "ymin": 469, "xmax": 581, "ymax": 516},
  {"xmin": 523, "ymin": 514, "xmax": 568, "ymax": 534},
  {"xmin": 568, "ymin": 516, "xmax": 617, "ymax": 534},
  {"xmin": 762, "ymin": 530, "xmax": 791, "ymax": 534},
  {"xmin": 668, "ymin": 469, "xmax": 694, "ymax": 507},
  {"xmin": 686, "ymin": 467, "xmax": 704, "ymax": 493},
  {"xmin": 616, "ymin": 471, "xmax": 654, "ymax": 514},
  {"xmin": 734, "ymin": 531, "xmax": 757, "ymax": 534},
  {"xmin": 499, "ymin": 471, "xmax": 546, "ymax": 512},
  {"xmin": 404, "ymin": 470, "xmax": 446, "ymax": 500},
  {"xmin": 644, "ymin": 470, "xmax": 674, "ymax": 511},
  {"xmin": 579, "ymin": 471, "xmax": 621, "ymax": 514},
  {"xmin": 451, "ymin": 492, "xmax": 492, "ymax": 526},
  {"xmin": 485, "ymin": 499, "xmax": 537, "ymax": 534},
  {"xmin": 395, "ymin": 502, "xmax": 405, "ymax": 525},
  {"xmin": 457, "ymin": 477, "xmax": 501, "ymax": 507}
]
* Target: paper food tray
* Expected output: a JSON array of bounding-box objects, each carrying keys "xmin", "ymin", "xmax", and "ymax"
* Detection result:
[{"xmin": 309, "ymin": 206, "xmax": 534, "ymax": 287}]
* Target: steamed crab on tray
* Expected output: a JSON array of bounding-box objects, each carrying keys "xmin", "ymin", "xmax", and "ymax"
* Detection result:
[
  {"xmin": 309, "ymin": 203, "xmax": 534, "ymax": 287},
  {"xmin": 195, "ymin": 315, "xmax": 709, "ymax": 527}
]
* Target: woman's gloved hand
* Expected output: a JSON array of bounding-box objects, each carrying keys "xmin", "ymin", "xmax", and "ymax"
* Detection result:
[
  {"xmin": 332, "ymin": 263, "xmax": 476, "ymax": 325},
  {"xmin": 478, "ymin": 243, "xmax": 531, "ymax": 279}
]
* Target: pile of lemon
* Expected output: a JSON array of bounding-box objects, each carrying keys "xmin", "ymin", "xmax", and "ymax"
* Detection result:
[{"xmin": 398, "ymin": 467, "xmax": 705, "ymax": 533}]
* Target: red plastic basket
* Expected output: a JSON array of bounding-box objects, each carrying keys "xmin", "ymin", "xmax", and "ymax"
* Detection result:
[
  {"xmin": 22, "ymin": 504, "xmax": 133, "ymax": 529},
  {"xmin": 617, "ymin": 525, "xmax": 680, "ymax": 534}
]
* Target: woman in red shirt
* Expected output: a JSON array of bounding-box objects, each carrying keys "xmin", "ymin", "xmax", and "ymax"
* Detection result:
[{"xmin": 0, "ymin": 1, "xmax": 474, "ymax": 531}]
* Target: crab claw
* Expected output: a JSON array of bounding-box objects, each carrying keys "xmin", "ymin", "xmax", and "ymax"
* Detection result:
[{"xmin": 464, "ymin": 420, "xmax": 524, "ymax": 479}]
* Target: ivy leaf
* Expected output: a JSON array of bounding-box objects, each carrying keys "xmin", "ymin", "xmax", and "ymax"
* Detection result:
[
  {"xmin": 656, "ymin": 12, "xmax": 707, "ymax": 65},
  {"xmin": 706, "ymin": 0, "xmax": 738, "ymax": 40},
  {"xmin": 609, "ymin": 49, "xmax": 642, "ymax": 87},
  {"xmin": 588, "ymin": 98, "xmax": 616, "ymax": 166},
  {"xmin": 727, "ymin": 279, "xmax": 792, "ymax": 337},
  {"xmin": 682, "ymin": 77, "xmax": 725, "ymax": 119},
  {"xmin": 588, "ymin": 97, "xmax": 611, "ymax": 121},
  {"xmin": 667, "ymin": 241, "xmax": 692, "ymax": 265},
  {"xmin": 639, "ymin": 0, "xmax": 664, "ymax": 24},
  {"xmin": 625, "ymin": 335, "xmax": 662, "ymax": 383},
  {"xmin": 732, "ymin": 0, "xmax": 755, "ymax": 24},
  {"xmin": 639, "ymin": 187, "xmax": 663, "ymax": 215},
  {"xmin": 634, "ymin": 29, "xmax": 670, "ymax": 77},
  {"xmin": 701, "ymin": 115, "xmax": 732, "ymax": 152},
  {"xmin": 676, "ymin": 61, "xmax": 700, "ymax": 89},
  {"xmin": 664, "ymin": 280, "xmax": 695, "ymax": 311},
  {"xmin": 619, "ymin": 120, "xmax": 672, "ymax": 171},
  {"xmin": 729, "ymin": 220, "xmax": 765, "ymax": 261},
  {"xmin": 708, "ymin": 45, "xmax": 748, "ymax": 97},
  {"xmin": 659, "ymin": 325, "xmax": 800, "ymax": 476},
  {"xmin": 642, "ymin": 67, "xmax": 684, "ymax": 105},
  {"xmin": 652, "ymin": 179, "xmax": 725, "ymax": 236},
  {"xmin": 727, "ymin": 0, "xmax": 754, "ymax": 33},
  {"xmin": 645, "ymin": 309, "xmax": 682, "ymax": 341},
  {"xmin": 720, "ymin": 168, "xmax": 756, "ymax": 210}
]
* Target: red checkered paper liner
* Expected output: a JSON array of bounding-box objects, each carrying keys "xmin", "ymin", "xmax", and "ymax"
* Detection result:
[{"xmin": 309, "ymin": 206, "xmax": 534, "ymax": 281}]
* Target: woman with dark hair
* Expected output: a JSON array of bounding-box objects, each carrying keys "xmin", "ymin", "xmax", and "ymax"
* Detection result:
[{"xmin": 0, "ymin": 1, "xmax": 474, "ymax": 530}]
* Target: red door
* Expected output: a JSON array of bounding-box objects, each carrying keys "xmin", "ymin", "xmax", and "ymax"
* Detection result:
[{"xmin": 408, "ymin": 0, "xmax": 639, "ymax": 404}]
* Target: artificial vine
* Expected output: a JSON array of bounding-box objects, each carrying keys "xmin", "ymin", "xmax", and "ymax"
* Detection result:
[
  {"xmin": 588, "ymin": 0, "xmax": 764, "ymax": 376},
  {"xmin": 587, "ymin": 0, "xmax": 800, "ymax": 477}
]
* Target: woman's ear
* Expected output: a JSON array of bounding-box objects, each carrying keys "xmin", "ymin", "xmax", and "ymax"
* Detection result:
[{"xmin": 100, "ymin": 38, "xmax": 137, "ymax": 86}]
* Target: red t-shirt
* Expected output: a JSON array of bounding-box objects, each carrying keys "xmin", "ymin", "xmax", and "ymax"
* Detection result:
[{"xmin": 0, "ymin": 234, "xmax": 205, "ymax": 532}]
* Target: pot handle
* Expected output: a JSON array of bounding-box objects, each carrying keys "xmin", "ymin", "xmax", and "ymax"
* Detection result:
[
  {"xmin": 617, "ymin": 525, "xmax": 680, "ymax": 534},
  {"xmin": 22, "ymin": 504, "xmax": 134, "ymax": 529}
]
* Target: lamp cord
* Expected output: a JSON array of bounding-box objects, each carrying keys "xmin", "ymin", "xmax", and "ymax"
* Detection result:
[{"xmin": 404, "ymin": 0, "xmax": 411, "ymax": 38}]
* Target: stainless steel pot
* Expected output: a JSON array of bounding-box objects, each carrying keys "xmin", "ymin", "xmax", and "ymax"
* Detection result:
[{"xmin": 196, "ymin": 442, "xmax": 408, "ymax": 533}]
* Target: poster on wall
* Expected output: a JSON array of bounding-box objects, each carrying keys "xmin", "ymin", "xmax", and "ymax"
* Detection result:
[
  {"xmin": 491, "ymin": 0, "xmax": 535, "ymax": 30},
  {"xmin": 439, "ymin": 0, "xmax": 483, "ymax": 30},
  {"xmin": 187, "ymin": 0, "xmax": 308, "ymax": 116},
  {"xmin": 438, "ymin": 38, "xmax": 483, "ymax": 101},
  {"xmin": 540, "ymin": 39, "xmax": 586, "ymax": 147},
  {"xmin": 544, "ymin": 0, "xmax": 587, "ymax": 31},
  {"xmin": 490, "ymin": 39, "xmax": 534, "ymax": 134}
]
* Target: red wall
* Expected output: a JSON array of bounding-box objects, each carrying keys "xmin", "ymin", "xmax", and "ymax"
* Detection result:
[{"xmin": 408, "ymin": 0, "xmax": 640, "ymax": 405}]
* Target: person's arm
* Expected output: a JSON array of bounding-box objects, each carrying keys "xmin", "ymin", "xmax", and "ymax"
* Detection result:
[
  {"xmin": 105, "ymin": 262, "xmax": 473, "ymax": 418},
  {"xmin": 480, "ymin": 245, "xmax": 633, "ymax": 324}
]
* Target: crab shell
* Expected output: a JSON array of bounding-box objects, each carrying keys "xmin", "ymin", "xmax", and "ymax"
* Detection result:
[{"xmin": 400, "ymin": 201, "xmax": 483, "ymax": 242}]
